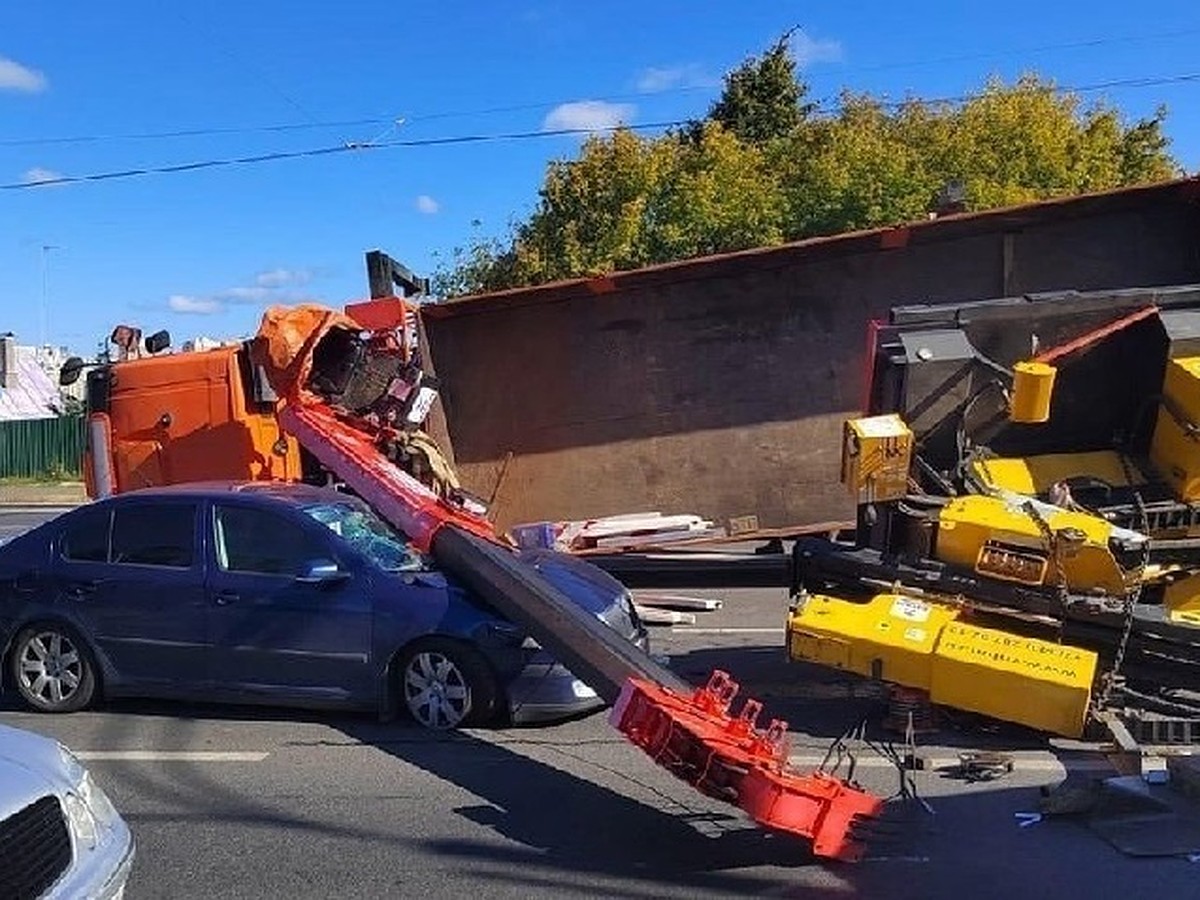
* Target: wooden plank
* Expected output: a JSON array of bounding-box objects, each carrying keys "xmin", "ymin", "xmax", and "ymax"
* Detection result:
[
  {"xmin": 633, "ymin": 605, "xmax": 697, "ymax": 626},
  {"xmin": 632, "ymin": 593, "xmax": 723, "ymax": 612}
]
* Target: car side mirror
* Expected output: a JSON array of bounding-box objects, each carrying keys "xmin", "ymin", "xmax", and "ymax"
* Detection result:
[
  {"xmin": 295, "ymin": 559, "xmax": 350, "ymax": 585},
  {"xmin": 59, "ymin": 357, "xmax": 85, "ymax": 386}
]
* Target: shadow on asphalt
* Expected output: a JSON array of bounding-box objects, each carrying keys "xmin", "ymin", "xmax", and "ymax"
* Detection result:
[
  {"xmin": 339, "ymin": 720, "xmax": 837, "ymax": 896},
  {"xmin": 667, "ymin": 642, "xmax": 1053, "ymax": 753},
  {"xmin": 2, "ymin": 692, "xmax": 855, "ymax": 896},
  {"xmin": 0, "ymin": 639, "xmax": 1067, "ymax": 898}
]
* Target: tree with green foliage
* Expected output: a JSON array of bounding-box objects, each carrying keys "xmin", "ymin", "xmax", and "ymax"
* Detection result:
[
  {"xmin": 703, "ymin": 28, "xmax": 813, "ymax": 144},
  {"xmin": 778, "ymin": 76, "xmax": 1178, "ymax": 235},
  {"xmin": 435, "ymin": 37, "xmax": 1180, "ymax": 297}
]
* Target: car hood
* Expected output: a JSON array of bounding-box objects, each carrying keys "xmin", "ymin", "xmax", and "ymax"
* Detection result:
[
  {"xmin": 0, "ymin": 724, "xmax": 69, "ymax": 819},
  {"xmin": 517, "ymin": 549, "xmax": 642, "ymax": 638}
]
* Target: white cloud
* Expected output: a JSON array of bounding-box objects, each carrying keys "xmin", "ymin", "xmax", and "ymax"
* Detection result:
[
  {"xmin": 543, "ymin": 100, "xmax": 635, "ymax": 133},
  {"xmin": 790, "ymin": 31, "xmax": 843, "ymax": 68},
  {"xmin": 168, "ymin": 295, "xmax": 222, "ymax": 315},
  {"xmin": 221, "ymin": 285, "xmax": 274, "ymax": 303},
  {"xmin": 254, "ymin": 267, "xmax": 312, "ymax": 288},
  {"xmin": 636, "ymin": 64, "xmax": 719, "ymax": 94},
  {"xmin": 21, "ymin": 167, "xmax": 65, "ymax": 187},
  {"xmin": 0, "ymin": 56, "xmax": 47, "ymax": 92},
  {"xmin": 167, "ymin": 265, "xmax": 322, "ymax": 316},
  {"xmin": 415, "ymin": 194, "xmax": 440, "ymax": 215}
]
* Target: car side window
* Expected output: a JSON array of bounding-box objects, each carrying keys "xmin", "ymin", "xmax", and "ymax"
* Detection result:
[
  {"xmin": 214, "ymin": 505, "xmax": 328, "ymax": 576},
  {"xmin": 61, "ymin": 508, "xmax": 112, "ymax": 562},
  {"xmin": 110, "ymin": 504, "xmax": 196, "ymax": 568}
]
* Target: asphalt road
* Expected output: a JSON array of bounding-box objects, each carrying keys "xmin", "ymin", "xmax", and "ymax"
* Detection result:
[
  {"xmin": 3, "ymin": 508, "xmax": 1199, "ymax": 898},
  {"xmin": 0, "ymin": 507, "xmax": 68, "ymax": 542}
]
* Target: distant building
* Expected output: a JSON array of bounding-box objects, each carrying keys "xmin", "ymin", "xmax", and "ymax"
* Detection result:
[{"xmin": 0, "ymin": 333, "xmax": 68, "ymax": 421}]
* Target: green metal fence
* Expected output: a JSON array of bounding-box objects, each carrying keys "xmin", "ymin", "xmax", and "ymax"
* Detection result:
[{"xmin": 0, "ymin": 416, "xmax": 86, "ymax": 479}]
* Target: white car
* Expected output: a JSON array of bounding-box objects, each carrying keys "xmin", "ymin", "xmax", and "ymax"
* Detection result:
[{"xmin": 0, "ymin": 723, "xmax": 134, "ymax": 899}]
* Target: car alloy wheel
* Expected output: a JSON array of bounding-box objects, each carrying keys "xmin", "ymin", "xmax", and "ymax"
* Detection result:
[
  {"xmin": 15, "ymin": 627, "xmax": 94, "ymax": 712},
  {"xmin": 403, "ymin": 650, "xmax": 473, "ymax": 729}
]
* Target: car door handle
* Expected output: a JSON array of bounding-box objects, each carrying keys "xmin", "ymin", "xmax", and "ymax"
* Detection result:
[
  {"xmin": 65, "ymin": 581, "xmax": 98, "ymax": 600},
  {"xmin": 213, "ymin": 590, "xmax": 240, "ymax": 606},
  {"xmin": 13, "ymin": 572, "xmax": 39, "ymax": 595}
]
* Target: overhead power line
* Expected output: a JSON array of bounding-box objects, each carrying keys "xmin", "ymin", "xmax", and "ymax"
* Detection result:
[
  {"xmin": 0, "ymin": 121, "xmax": 687, "ymax": 191},
  {"xmin": 810, "ymin": 71, "xmax": 1200, "ymax": 112},
  {"xmin": 842, "ymin": 25, "xmax": 1200, "ymax": 75},
  {"xmin": 6, "ymin": 25, "xmax": 1200, "ymax": 150},
  {"xmin": 3, "ymin": 72, "xmax": 1197, "ymax": 193},
  {"xmin": 0, "ymin": 117, "xmax": 399, "ymax": 148}
]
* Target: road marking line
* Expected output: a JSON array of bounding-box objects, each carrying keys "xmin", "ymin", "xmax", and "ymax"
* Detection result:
[
  {"xmin": 671, "ymin": 627, "xmax": 786, "ymax": 635},
  {"xmin": 75, "ymin": 751, "xmax": 269, "ymax": 762}
]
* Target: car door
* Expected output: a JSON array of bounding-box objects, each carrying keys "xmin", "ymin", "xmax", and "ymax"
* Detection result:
[
  {"xmin": 205, "ymin": 501, "xmax": 374, "ymax": 701},
  {"xmin": 54, "ymin": 500, "xmax": 209, "ymax": 690}
]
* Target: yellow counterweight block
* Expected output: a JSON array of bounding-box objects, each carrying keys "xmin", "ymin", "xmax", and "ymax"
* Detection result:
[
  {"xmin": 934, "ymin": 495, "xmax": 1131, "ymax": 596},
  {"xmin": 786, "ymin": 592, "xmax": 1098, "ymax": 737}
]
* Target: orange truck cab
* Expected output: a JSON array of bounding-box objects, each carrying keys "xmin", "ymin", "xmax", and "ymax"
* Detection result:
[{"xmin": 82, "ymin": 341, "xmax": 303, "ymax": 498}]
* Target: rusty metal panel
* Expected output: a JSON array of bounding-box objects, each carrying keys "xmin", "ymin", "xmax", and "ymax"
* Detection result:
[{"xmin": 423, "ymin": 180, "xmax": 1200, "ymax": 531}]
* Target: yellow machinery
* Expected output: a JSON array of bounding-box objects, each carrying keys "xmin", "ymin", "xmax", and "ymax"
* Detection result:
[
  {"xmin": 1151, "ymin": 356, "xmax": 1200, "ymax": 503},
  {"xmin": 787, "ymin": 300, "xmax": 1200, "ymax": 746},
  {"xmin": 970, "ymin": 451, "xmax": 1142, "ymax": 497},
  {"xmin": 841, "ymin": 414, "xmax": 913, "ymax": 505},
  {"xmin": 934, "ymin": 494, "xmax": 1134, "ymax": 596},
  {"xmin": 971, "ymin": 353, "xmax": 1200, "ymax": 511},
  {"xmin": 1008, "ymin": 360, "xmax": 1057, "ymax": 424},
  {"xmin": 787, "ymin": 592, "xmax": 1098, "ymax": 737},
  {"xmin": 784, "ymin": 409, "xmax": 1139, "ymax": 738}
]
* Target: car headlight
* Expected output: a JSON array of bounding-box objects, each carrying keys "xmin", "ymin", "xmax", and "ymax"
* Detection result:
[
  {"xmin": 58, "ymin": 745, "xmax": 120, "ymax": 850},
  {"xmin": 571, "ymin": 679, "xmax": 598, "ymax": 699}
]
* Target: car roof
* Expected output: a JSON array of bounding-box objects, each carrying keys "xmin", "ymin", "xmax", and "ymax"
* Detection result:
[{"xmin": 109, "ymin": 480, "xmax": 352, "ymax": 507}]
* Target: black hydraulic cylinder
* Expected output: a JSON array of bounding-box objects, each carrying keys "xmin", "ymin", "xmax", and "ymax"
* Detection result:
[{"xmin": 432, "ymin": 525, "xmax": 689, "ymax": 705}]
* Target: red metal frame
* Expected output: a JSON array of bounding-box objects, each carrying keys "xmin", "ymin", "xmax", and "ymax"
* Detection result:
[
  {"xmin": 611, "ymin": 670, "xmax": 883, "ymax": 861},
  {"xmin": 861, "ymin": 318, "xmax": 885, "ymax": 414}
]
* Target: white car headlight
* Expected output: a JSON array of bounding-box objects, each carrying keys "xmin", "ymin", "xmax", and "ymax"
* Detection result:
[
  {"xmin": 571, "ymin": 679, "xmax": 598, "ymax": 699},
  {"xmin": 58, "ymin": 745, "xmax": 120, "ymax": 849},
  {"xmin": 62, "ymin": 789, "xmax": 99, "ymax": 849}
]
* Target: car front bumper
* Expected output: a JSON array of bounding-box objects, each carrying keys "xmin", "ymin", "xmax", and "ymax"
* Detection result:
[
  {"xmin": 505, "ymin": 630, "xmax": 650, "ymax": 726},
  {"xmin": 48, "ymin": 822, "xmax": 135, "ymax": 900},
  {"xmin": 506, "ymin": 658, "xmax": 607, "ymax": 725}
]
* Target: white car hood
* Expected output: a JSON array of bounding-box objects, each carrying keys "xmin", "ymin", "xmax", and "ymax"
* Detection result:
[{"xmin": 0, "ymin": 723, "xmax": 69, "ymax": 819}]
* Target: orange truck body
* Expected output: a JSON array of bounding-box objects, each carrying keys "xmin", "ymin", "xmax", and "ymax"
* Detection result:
[{"xmin": 84, "ymin": 343, "xmax": 302, "ymax": 498}]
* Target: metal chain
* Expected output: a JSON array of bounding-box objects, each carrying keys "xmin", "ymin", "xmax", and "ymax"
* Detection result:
[
  {"xmin": 1097, "ymin": 453, "xmax": 1152, "ymax": 710},
  {"xmin": 1021, "ymin": 501, "xmax": 1070, "ymax": 643}
]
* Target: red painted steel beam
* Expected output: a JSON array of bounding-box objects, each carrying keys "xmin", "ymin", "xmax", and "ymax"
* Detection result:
[
  {"xmin": 1034, "ymin": 305, "xmax": 1160, "ymax": 365},
  {"xmin": 278, "ymin": 402, "xmax": 497, "ymax": 553}
]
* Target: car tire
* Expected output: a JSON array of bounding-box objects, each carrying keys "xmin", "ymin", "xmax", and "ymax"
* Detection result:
[
  {"xmin": 397, "ymin": 638, "xmax": 499, "ymax": 730},
  {"xmin": 10, "ymin": 623, "xmax": 98, "ymax": 713}
]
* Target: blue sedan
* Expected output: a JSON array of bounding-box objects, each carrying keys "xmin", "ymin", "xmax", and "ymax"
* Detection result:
[{"xmin": 0, "ymin": 483, "xmax": 646, "ymax": 729}]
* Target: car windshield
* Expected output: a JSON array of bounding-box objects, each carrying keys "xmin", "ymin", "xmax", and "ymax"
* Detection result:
[{"xmin": 302, "ymin": 501, "xmax": 427, "ymax": 572}]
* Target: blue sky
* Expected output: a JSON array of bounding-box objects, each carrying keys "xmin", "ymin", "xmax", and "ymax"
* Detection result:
[{"xmin": 2, "ymin": 1, "xmax": 1199, "ymax": 355}]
